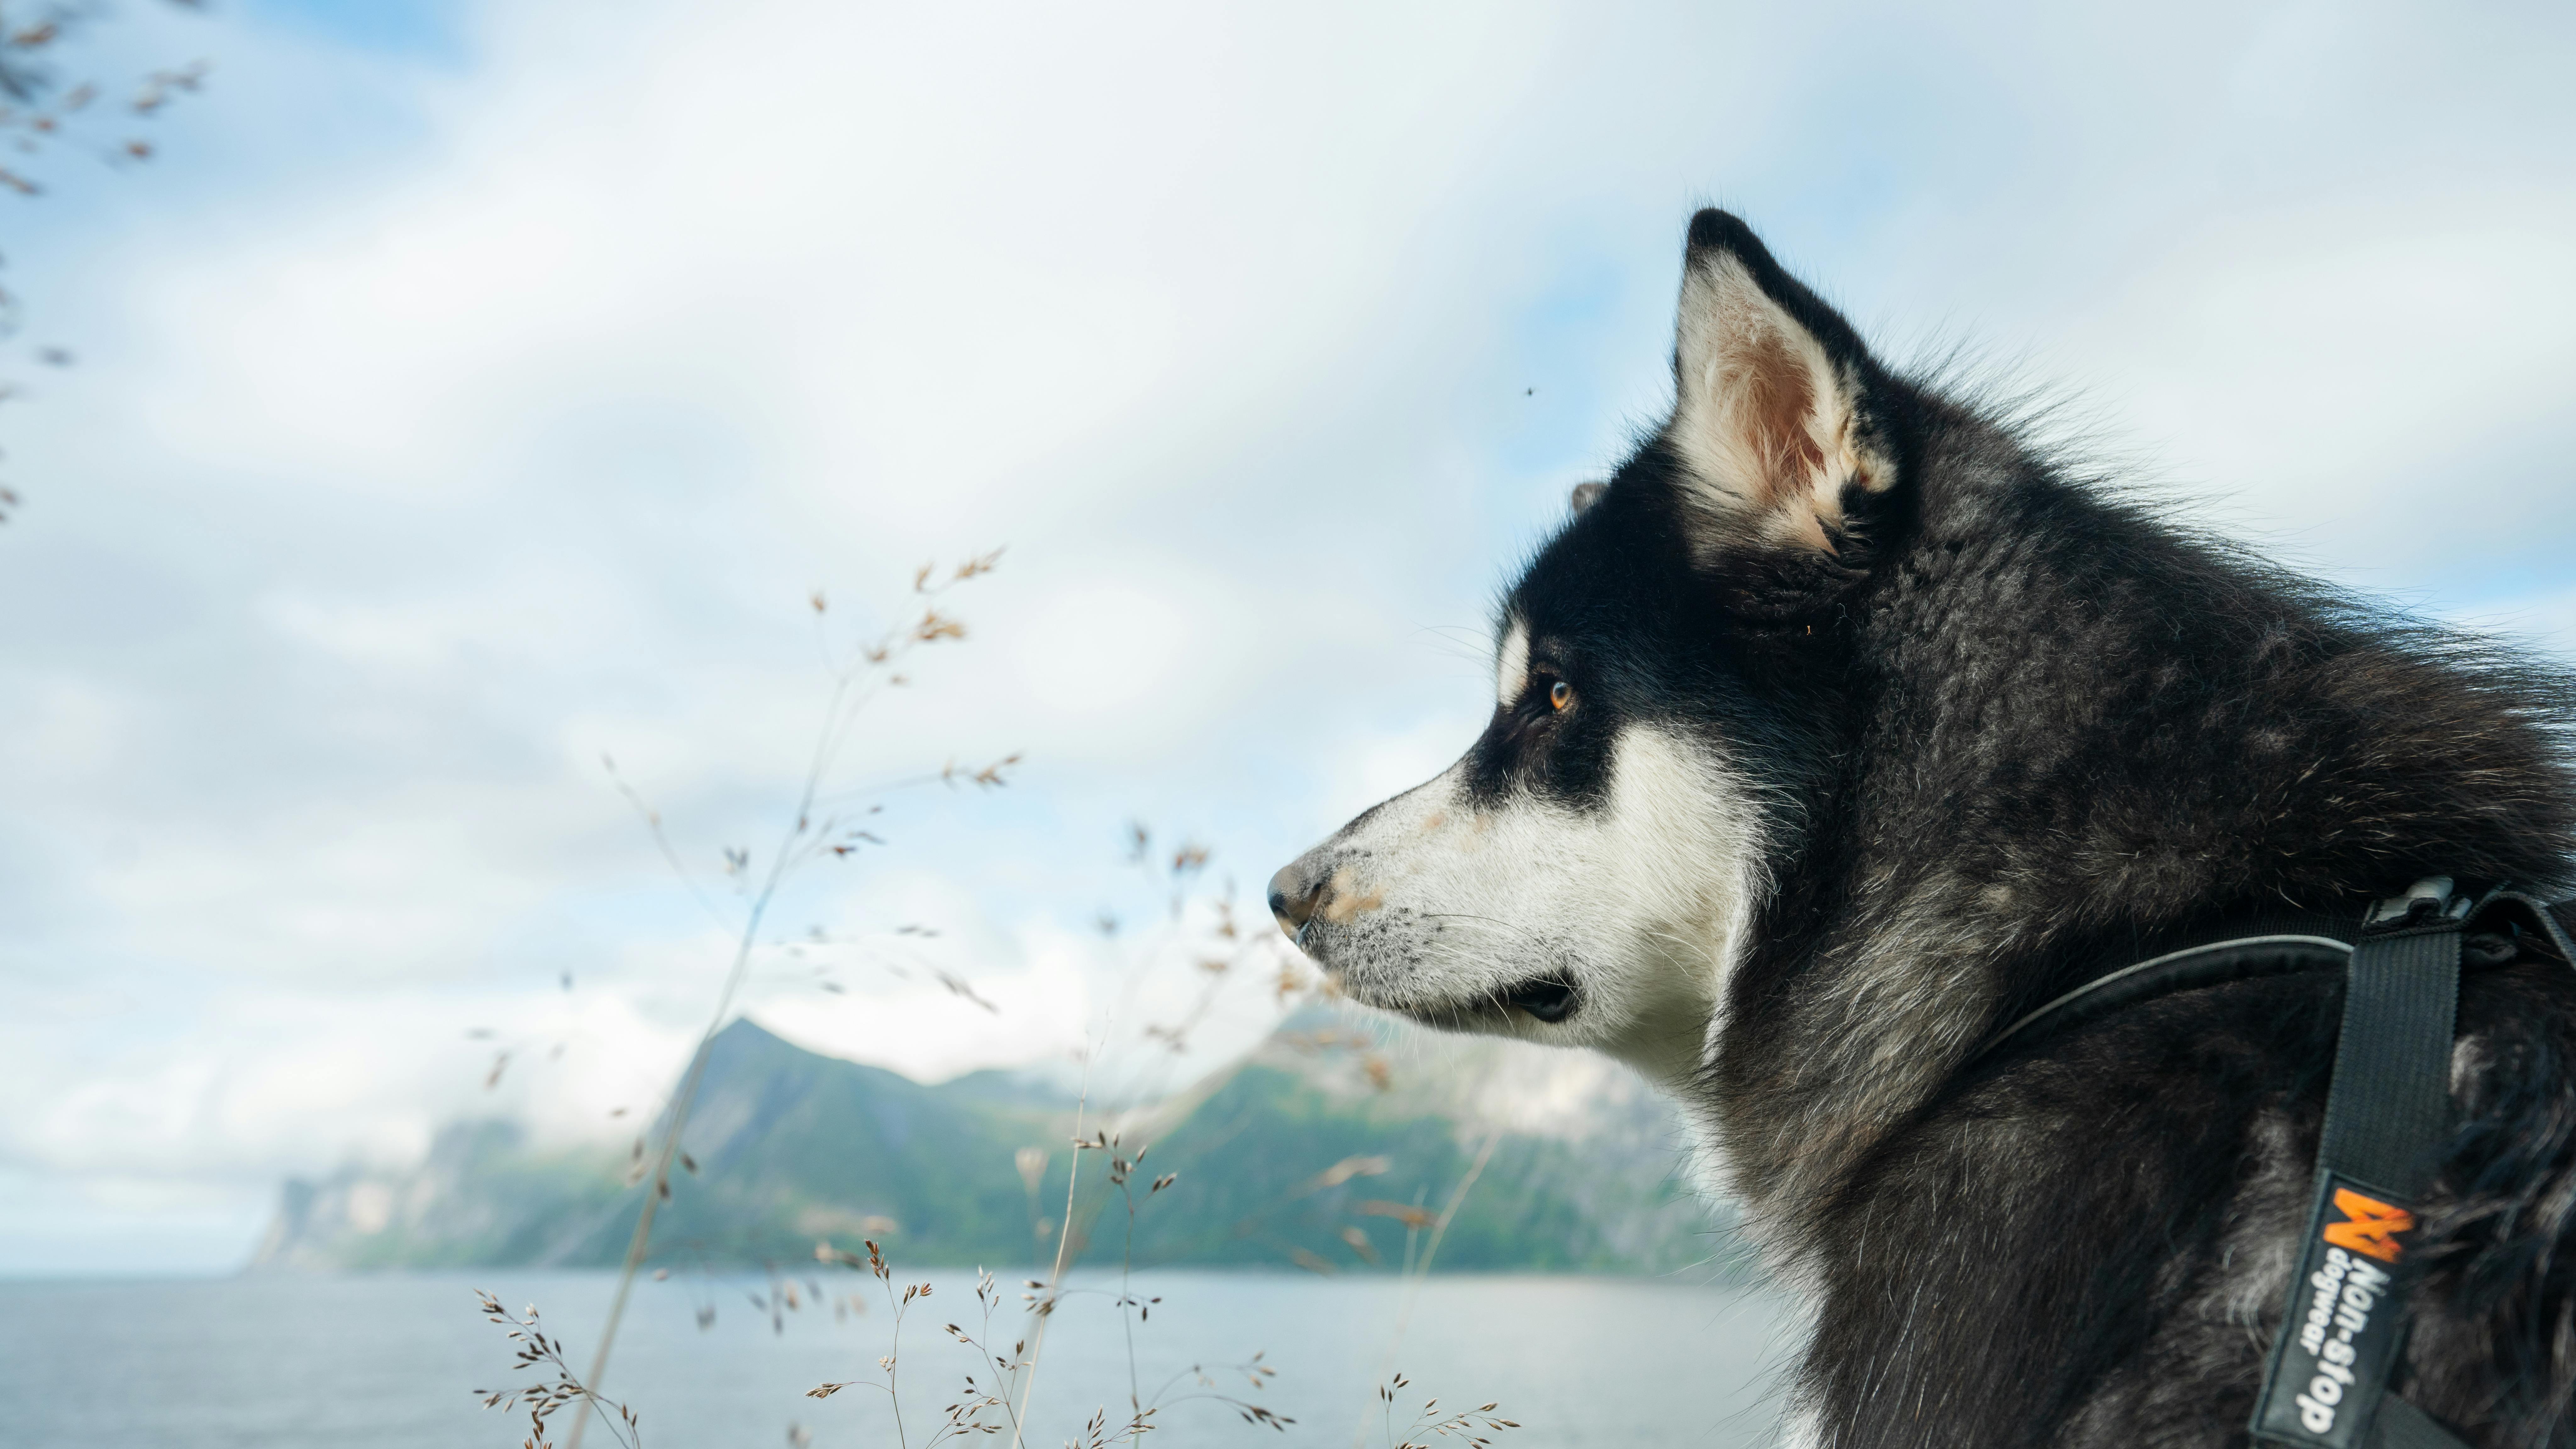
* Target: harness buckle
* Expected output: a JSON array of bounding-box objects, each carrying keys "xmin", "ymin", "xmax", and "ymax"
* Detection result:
[{"xmin": 2367, "ymin": 877, "xmax": 2456, "ymax": 930}]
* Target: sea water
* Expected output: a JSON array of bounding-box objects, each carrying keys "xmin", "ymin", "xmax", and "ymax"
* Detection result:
[{"xmin": 0, "ymin": 1270, "xmax": 1796, "ymax": 1448}]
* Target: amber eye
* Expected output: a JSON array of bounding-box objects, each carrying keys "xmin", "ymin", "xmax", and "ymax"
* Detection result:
[{"xmin": 1548, "ymin": 680, "xmax": 1574, "ymax": 712}]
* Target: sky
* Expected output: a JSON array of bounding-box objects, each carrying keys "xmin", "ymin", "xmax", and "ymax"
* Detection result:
[{"xmin": 1, "ymin": 0, "xmax": 2573, "ymax": 1276}]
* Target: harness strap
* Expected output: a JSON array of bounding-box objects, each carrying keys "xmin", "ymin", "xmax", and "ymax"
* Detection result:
[
  {"xmin": 1961, "ymin": 881, "xmax": 2576, "ymax": 1446},
  {"xmin": 1970, "ymin": 888, "xmax": 2572, "ymax": 1066},
  {"xmin": 1981, "ymin": 933, "xmax": 2353, "ymax": 1056},
  {"xmin": 2250, "ymin": 884, "xmax": 2464, "ymax": 1449},
  {"xmin": 2369, "ymin": 1399, "xmax": 2471, "ymax": 1449},
  {"xmin": 2315, "ymin": 915, "xmax": 2461, "ymax": 1197}
]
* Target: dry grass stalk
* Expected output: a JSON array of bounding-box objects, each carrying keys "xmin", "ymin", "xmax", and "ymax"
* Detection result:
[
  {"xmin": 1374, "ymin": 1373, "xmax": 1520, "ymax": 1449},
  {"xmin": 804, "ymin": 1235, "xmax": 1291, "ymax": 1447},
  {"xmin": 989, "ymin": 829, "xmax": 1311, "ymax": 1445},
  {"xmin": 0, "ymin": 1, "xmax": 210, "ymax": 524},
  {"xmin": 471, "ymin": 1290, "xmax": 643, "ymax": 1449},
  {"xmin": 558, "ymin": 555, "xmax": 1013, "ymax": 1449},
  {"xmin": 806, "ymin": 1239, "xmax": 1015, "ymax": 1446},
  {"xmin": 1349, "ymin": 1129, "xmax": 1503, "ymax": 1447}
]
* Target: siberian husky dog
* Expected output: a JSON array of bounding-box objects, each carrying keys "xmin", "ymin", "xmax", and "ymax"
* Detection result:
[{"xmin": 1270, "ymin": 211, "xmax": 2576, "ymax": 1447}]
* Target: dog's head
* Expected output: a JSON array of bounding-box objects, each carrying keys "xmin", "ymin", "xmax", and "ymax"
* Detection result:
[{"xmin": 1269, "ymin": 211, "xmax": 1911, "ymax": 1081}]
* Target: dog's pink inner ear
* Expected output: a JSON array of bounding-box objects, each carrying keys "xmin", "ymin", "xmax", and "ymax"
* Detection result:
[
  {"xmin": 1667, "ymin": 250, "xmax": 1889, "ymax": 558},
  {"xmin": 1737, "ymin": 327, "xmax": 1827, "ymax": 485}
]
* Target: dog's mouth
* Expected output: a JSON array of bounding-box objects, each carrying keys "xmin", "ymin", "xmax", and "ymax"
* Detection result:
[
  {"xmin": 1331, "ymin": 958, "xmax": 1583, "ymax": 1028},
  {"xmin": 1495, "ymin": 973, "xmax": 1581, "ymax": 1024}
]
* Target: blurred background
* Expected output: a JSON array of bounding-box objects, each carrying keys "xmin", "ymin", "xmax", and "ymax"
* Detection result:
[{"xmin": 1, "ymin": 1, "xmax": 2572, "ymax": 1445}]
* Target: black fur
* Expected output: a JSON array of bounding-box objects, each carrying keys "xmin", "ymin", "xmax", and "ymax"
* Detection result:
[{"xmin": 1493, "ymin": 214, "xmax": 2576, "ymax": 1446}]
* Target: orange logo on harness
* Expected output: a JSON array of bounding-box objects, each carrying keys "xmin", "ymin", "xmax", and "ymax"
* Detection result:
[{"xmin": 2321, "ymin": 1188, "xmax": 2414, "ymax": 1263}]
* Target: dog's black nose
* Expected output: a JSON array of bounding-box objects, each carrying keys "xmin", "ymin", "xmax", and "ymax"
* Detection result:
[{"xmin": 1268, "ymin": 863, "xmax": 1319, "ymax": 932}]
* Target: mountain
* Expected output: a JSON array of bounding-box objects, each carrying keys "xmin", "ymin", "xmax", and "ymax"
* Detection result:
[{"xmin": 251, "ymin": 1012, "xmax": 1753, "ymax": 1280}]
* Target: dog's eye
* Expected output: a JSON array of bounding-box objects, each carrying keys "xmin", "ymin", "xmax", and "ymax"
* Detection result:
[{"xmin": 1548, "ymin": 680, "xmax": 1573, "ymax": 712}]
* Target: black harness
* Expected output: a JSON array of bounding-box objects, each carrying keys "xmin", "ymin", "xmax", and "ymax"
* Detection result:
[{"xmin": 1968, "ymin": 880, "xmax": 2576, "ymax": 1449}]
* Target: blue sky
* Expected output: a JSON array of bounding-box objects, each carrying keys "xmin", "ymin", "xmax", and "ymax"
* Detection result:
[{"xmin": 2, "ymin": 0, "xmax": 2573, "ymax": 1275}]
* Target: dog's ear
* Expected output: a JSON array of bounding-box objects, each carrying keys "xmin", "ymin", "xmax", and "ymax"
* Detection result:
[{"xmin": 1665, "ymin": 210, "xmax": 1899, "ymax": 576}]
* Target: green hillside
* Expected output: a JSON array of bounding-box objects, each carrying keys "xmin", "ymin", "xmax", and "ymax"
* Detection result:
[{"xmin": 252, "ymin": 1015, "xmax": 1752, "ymax": 1280}]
